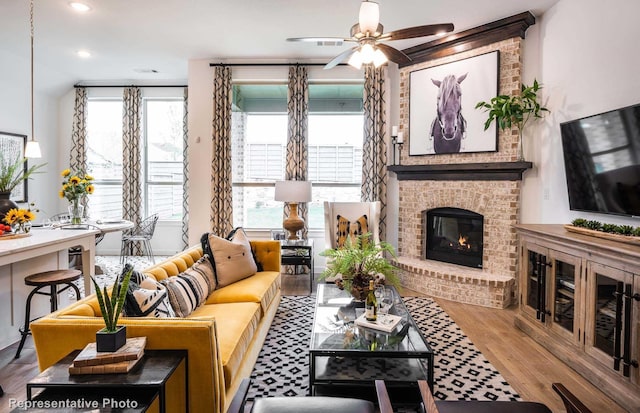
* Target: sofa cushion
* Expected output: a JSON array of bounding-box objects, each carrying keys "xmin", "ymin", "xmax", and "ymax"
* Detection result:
[
  {"xmin": 208, "ymin": 228, "xmax": 258, "ymax": 288},
  {"xmin": 205, "ymin": 271, "xmax": 281, "ymax": 314},
  {"xmin": 123, "ymin": 270, "xmax": 175, "ymax": 318},
  {"xmin": 161, "ymin": 258, "xmax": 213, "ymax": 317},
  {"xmin": 189, "ymin": 302, "xmax": 261, "ymax": 387}
]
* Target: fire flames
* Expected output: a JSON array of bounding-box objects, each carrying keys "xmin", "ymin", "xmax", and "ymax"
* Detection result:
[{"xmin": 449, "ymin": 234, "xmax": 471, "ymax": 249}]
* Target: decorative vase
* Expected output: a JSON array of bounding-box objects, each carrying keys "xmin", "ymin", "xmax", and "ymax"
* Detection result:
[
  {"xmin": 96, "ymin": 325, "xmax": 127, "ymax": 352},
  {"xmin": 12, "ymin": 221, "xmax": 31, "ymax": 234},
  {"xmin": 0, "ymin": 192, "xmax": 19, "ymax": 224},
  {"xmin": 68, "ymin": 200, "xmax": 84, "ymax": 225}
]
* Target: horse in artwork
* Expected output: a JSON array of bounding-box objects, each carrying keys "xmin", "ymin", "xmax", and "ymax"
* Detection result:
[{"xmin": 430, "ymin": 73, "xmax": 468, "ymax": 154}]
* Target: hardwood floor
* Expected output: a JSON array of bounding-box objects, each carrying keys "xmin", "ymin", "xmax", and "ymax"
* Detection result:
[{"xmin": 0, "ymin": 273, "xmax": 628, "ymax": 412}]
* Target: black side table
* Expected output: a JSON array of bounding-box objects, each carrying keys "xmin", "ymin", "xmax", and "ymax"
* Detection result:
[
  {"xmin": 280, "ymin": 239, "xmax": 314, "ymax": 294},
  {"xmin": 22, "ymin": 349, "xmax": 187, "ymax": 413}
]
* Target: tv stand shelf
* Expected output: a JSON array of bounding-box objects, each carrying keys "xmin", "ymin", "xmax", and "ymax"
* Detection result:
[{"xmin": 514, "ymin": 224, "xmax": 640, "ymax": 412}]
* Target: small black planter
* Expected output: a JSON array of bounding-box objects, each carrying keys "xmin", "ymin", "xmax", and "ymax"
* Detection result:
[{"xmin": 96, "ymin": 325, "xmax": 127, "ymax": 352}]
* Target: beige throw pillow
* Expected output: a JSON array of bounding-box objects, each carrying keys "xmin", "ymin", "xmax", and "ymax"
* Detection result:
[{"xmin": 209, "ymin": 228, "xmax": 258, "ymax": 288}]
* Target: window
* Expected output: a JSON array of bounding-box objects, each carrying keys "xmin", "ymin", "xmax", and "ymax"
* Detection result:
[
  {"xmin": 86, "ymin": 96, "xmax": 185, "ymax": 221},
  {"xmin": 144, "ymin": 99, "xmax": 185, "ymax": 220},
  {"xmin": 231, "ymin": 83, "xmax": 364, "ymax": 230},
  {"xmin": 86, "ymin": 100, "xmax": 123, "ymax": 220}
]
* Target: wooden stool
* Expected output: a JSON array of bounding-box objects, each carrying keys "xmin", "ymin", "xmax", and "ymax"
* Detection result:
[{"xmin": 15, "ymin": 269, "xmax": 82, "ymax": 359}]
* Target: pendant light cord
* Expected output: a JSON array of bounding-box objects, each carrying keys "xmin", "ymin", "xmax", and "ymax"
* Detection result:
[{"xmin": 30, "ymin": 0, "xmax": 35, "ymax": 143}]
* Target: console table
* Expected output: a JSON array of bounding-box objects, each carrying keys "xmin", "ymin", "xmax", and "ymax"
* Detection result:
[{"xmin": 280, "ymin": 239, "xmax": 314, "ymax": 294}]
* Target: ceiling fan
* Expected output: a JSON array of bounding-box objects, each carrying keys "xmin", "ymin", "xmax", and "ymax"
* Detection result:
[{"xmin": 287, "ymin": 0, "xmax": 454, "ymax": 69}]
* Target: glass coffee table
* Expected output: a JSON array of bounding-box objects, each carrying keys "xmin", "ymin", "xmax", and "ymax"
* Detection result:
[{"xmin": 309, "ymin": 283, "xmax": 434, "ymax": 401}]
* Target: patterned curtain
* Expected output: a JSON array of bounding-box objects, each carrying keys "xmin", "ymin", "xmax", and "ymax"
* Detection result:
[
  {"xmin": 362, "ymin": 65, "xmax": 388, "ymax": 240},
  {"xmin": 211, "ymin": 66, "xmax": 233, "ymax": 236},
  {"xmin": 181, "ymin": 87, "xmax": 189, "ymax": 249},
  {"xmin": 69, "ymin": 87, "xmax": 89, "ymax": 213},
  {"xmin": 285, "ymin": 65, "xmax": 309, "ymax": 239},
  {"xmin": 122, "ymin": 86, "xmax": 143, "ymax": 255}
]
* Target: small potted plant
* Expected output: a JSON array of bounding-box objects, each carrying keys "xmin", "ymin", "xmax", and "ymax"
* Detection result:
[
  {"xmin": 92, "ymin": 264, "xmax": 133, "ymax": 352},
  {"xmin": 320, "ymin": 233, "xmax": 400, "ymax": 300},
  {"xmin": 0, "ymin": 153, "xmax": 45, "ymax": 221},
  {"xmin": 475, "ymin": 79, "xmax": 549, "ymax": 161}
]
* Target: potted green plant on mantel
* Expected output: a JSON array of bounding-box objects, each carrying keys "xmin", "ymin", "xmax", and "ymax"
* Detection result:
[
  {"xmin": 0, "ymin": 153, "xmax": 45, "ymax": 221},
  {"xmin": 475, "ymin": 79, "xmax": 550, "ymax": 161},
  {"xmin": 92, "ymin": 264, "xmax": 133, "ymax": 352},
  {"xmin": 320, "ymin": 234, "xmax": 400, "ymax": 300}
]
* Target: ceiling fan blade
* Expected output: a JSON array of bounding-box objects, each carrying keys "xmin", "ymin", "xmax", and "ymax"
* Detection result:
[
  {"xmin": 379, "ymin": 23, "xmax": 454, "ymax": 41},
  {"xmin": 376, "ymin": 43, "xmax": 411, "ymax": 65},
  {"xmin": 324, "ymin": 47, "xmax": 358, "ymax": 70},
  {"xmin": 287, "ymin": 37, "xmax": 353, "ymax": 46}
]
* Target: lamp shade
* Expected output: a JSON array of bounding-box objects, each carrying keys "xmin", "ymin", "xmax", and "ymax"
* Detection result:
[{"xmin": 274, "ymin": 180, "xmax": 312, "ymax": 203}]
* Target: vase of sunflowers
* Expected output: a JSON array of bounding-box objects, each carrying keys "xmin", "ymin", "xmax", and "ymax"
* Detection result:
[
  {"xmin": 59, "ymin": 169, "xmax": 95, "ymax": 224},
  {"xmin": 3, "ymin": 207, "xmax": 36, "ymax": 234}
]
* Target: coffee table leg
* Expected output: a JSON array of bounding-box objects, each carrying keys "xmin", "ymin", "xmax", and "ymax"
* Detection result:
[{"xmin": 308, "ymin": 354, "xmax": 315, "ymax": 396}]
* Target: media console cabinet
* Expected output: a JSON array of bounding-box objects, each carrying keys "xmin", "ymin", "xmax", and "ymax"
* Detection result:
[{"xmin": 514, "ymin": 224, "xmax": 640, "ymax": 411}]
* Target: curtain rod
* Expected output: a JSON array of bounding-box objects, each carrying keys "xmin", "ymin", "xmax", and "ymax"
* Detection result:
[
  {"xmin": 209, "ymin": 63, "xmax": 345, "ymax": 67},
  {"xmin": 74, "ymin": 84, "xmax": 187, "ymax": 88}
]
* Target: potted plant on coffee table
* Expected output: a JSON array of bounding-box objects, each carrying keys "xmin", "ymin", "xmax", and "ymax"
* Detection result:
[
  {"xmin": 475, "ymin": 79, "xmax": 549, "ymax": 161},
  {"xmin": 92, "ymin": 263, "xmax": 133, "ymax": 352},
  {"xmin": 320, "ymin": 233, "xmax": 400, "ymax": 300}
]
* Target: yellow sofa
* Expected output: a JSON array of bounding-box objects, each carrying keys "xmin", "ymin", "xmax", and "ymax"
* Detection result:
[{"xmin": 31, "ymin": 240, "xmax": 282, "ymax": 413}]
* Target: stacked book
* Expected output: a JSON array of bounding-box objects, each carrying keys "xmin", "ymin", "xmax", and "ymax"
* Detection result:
[{"xmin": 69, "ymin": 336, "xmax": 146, "ymax": 375}]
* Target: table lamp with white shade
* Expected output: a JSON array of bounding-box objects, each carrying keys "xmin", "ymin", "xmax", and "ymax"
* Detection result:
[{"xmin": 275, "ymin": 180, "xmax": 312, "ymax": 240}]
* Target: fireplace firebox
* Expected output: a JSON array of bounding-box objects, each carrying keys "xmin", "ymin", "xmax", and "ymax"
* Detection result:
[{"xmin": 423, "ymin": 207, "xmax": 483, "ymax": 269}]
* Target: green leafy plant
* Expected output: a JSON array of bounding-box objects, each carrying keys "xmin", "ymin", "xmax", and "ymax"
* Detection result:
[
  {"xmin": 320, "ymin": 233, "xmax": 400, "ymax": 299},
  {"xmin": 0, "ymin": 153, "xmax": 46, "ymax": 194},
  {"xmin": 616, "ymin": 225, "xmax": 635, "ymax": 236},
  {"xmin": 91, "ymin": 264, "xmax": 133, "ymax": 332},
  {"xmin": 475, "ymin": 79, "xmax": 549, "ymax": 160},
  {"xmin": 571, "ymin": 218, "xmax": 587, "ymax": 227},
  {"xmin": 570, "ymin": 218, "xmax": 640, "ymax": 238},
  {"xmin": 585, "ymin": 220, "xmax": 602, "ymax": 231}
]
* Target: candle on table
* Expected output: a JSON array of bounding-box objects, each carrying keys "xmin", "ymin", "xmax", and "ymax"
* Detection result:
[
  {"xmin": 391, "ymin": 126, "xmax": 398, "ymax": 136},
  {"xmin": 397, "ymin": 132, "xmax": 404, "ymax": 143}
]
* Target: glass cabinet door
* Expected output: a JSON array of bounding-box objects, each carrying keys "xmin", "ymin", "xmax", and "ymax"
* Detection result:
[
  {"xmin": 586, "ymin": 262, "xmax": 636, "ymax": 380},
  {"xmin": 548, "ymin": 250, "xmax": 582, "ymax": 343},
  {"xmin": 521, "ymin": 242, "xmax": 549, "ymax": 322}
]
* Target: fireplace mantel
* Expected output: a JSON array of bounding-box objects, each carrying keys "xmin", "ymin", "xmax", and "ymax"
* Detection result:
[{"xmin": 388, "ymin": 161, "xmax": 532, "ymax": 181}]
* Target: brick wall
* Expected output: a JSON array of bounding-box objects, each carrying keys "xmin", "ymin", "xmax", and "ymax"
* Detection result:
[{"xmin": 394, "ymin": 38, "xmax": 524, "ymax": 308}]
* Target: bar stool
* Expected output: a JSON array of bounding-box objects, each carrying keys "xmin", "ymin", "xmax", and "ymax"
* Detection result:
[{"xmin": 15, "ymin": 269, "xmax": 82, "ymax": 359}]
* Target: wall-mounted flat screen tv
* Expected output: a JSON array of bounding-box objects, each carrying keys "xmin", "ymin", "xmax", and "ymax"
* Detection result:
[{"xmin": 560, "ymin": 103, "xmax": 640, "ymax": 218}]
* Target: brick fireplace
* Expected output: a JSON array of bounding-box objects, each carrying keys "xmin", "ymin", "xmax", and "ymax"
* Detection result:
[
  {"xmin": 390, "ymin": 16, "xmax": 536, "ymax": 308},
  {"xmin": 392, "ymin": 174, "xmax": 524, "ymax": 308}
]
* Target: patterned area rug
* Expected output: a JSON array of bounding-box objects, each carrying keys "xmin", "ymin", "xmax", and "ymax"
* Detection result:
[{"xmin": 248, "ymin": 295, "xmax": 520, "ymax": 410}]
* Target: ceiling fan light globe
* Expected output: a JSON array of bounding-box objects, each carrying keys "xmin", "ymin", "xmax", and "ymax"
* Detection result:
[
  {"xmin": 360, "ymin": 43, "xmax": 375, "ymax": 63},
  {"xmin": 359, "ymin": 1, "xmax": 379, "ymax": 34},
  {"xmin": 348, "ymin": 50, "xmax": 363, "ymax": 69},
  {"xmin": 372, "ymin": 48, "xmax": 388, "ymax": 67}
]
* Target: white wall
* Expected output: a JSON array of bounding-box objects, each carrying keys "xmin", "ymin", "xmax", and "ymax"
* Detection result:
[
  {"xmin": 520, "ymin": 0, "xmax": 640, "ymax": 226},
  {"xmin": 0, "ymin": 49, "xmax": 60, "ymax": 217}
]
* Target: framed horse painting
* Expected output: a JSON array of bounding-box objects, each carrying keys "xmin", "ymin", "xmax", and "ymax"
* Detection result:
[{"xmin": 409, "ymin": 51, "xmax": 499, "ymax": 155}]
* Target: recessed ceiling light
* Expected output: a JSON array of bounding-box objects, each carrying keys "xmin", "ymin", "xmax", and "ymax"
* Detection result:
[
  {"xmin": 69, "ymin": 2, "xmax": 91, "ymax": 12},
  {"xmin": 77, "ymin": 50, "xmax": 91, "ymax": 58}
]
